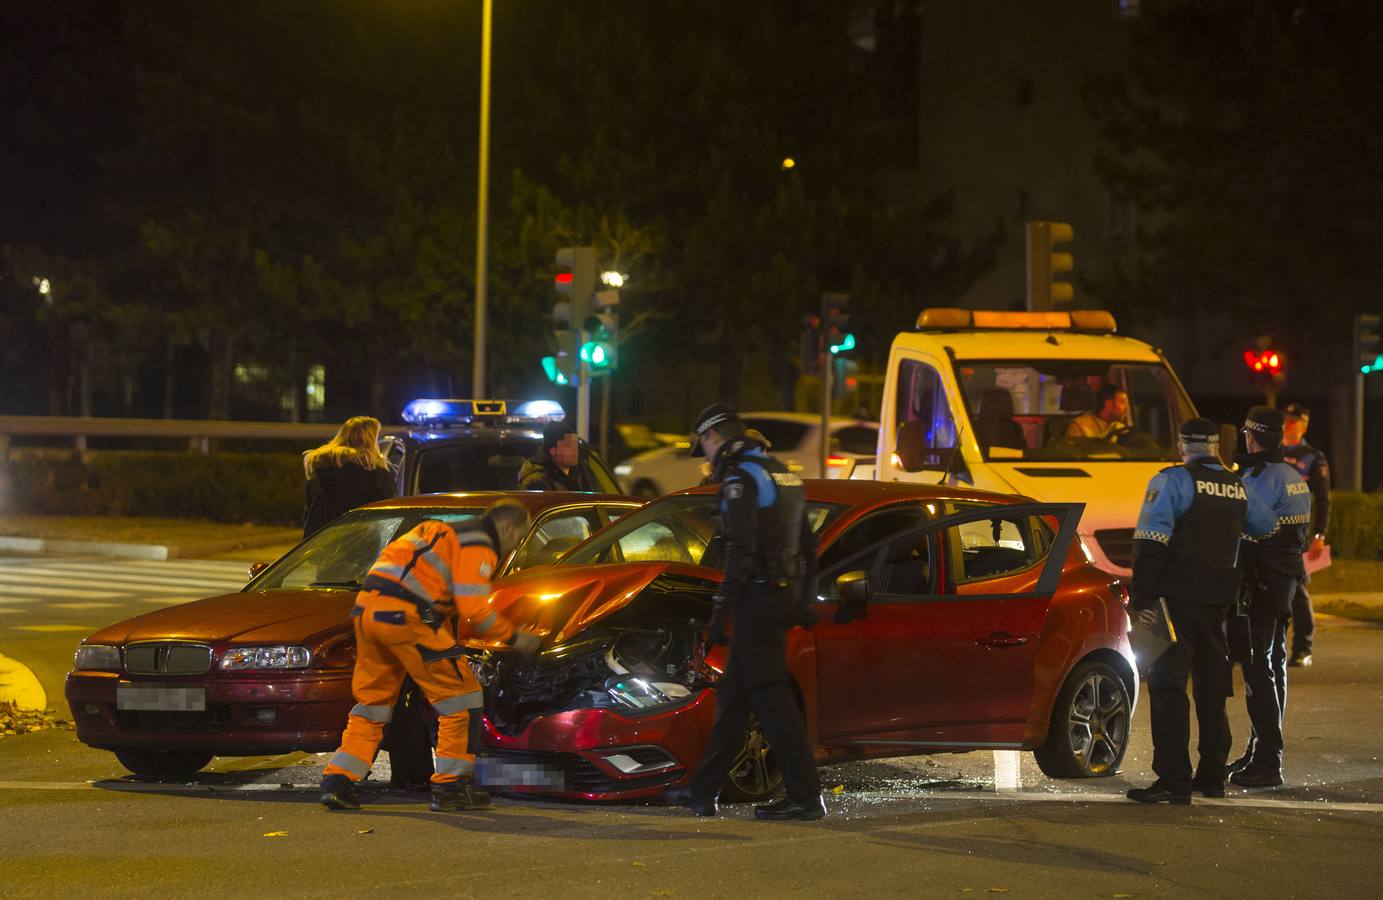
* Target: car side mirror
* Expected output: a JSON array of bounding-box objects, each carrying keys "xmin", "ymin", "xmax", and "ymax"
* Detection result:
[
  {"xmin": 247, "ymin": 561, "xmax": 269, "ymax": 580},
  {"xmin": 1218, "ymin": 423, "xmax": 1238, "ymax": 468},
  {"xmin": 832, "ymin": 570, "xmax": 871, "ymax": 624}
]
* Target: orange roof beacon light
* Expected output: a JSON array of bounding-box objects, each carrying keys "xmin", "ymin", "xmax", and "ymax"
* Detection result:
[{"xmin": 915, "ymin": 308, "xmax": 1117, "ymax": 334}]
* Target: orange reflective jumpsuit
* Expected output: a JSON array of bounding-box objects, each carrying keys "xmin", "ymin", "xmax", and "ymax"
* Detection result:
[{"xmin": 322, "ymin": 519, "xmax": 517, "ymax": 785}]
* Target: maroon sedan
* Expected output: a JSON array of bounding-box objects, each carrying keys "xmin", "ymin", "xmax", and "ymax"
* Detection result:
[{"xmin": 66, "ymin": 492, "xmax": 640, "ymax": 777}]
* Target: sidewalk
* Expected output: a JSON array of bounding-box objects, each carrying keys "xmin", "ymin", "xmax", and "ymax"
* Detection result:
[{"xmin": 0, "ymin": 515, "xmax": 300, "ymax": 561}]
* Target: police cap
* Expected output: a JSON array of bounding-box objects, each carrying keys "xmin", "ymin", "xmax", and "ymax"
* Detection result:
[
  {"xmin": 689, "ymin": 402, "xmax": 742, "ymax": 457},
  {"xmin": 1243, "ymin": 405, "xmax": 1285, "ymax": 440},
  {"xmin": 1178, "ymin": 417, "xmax": 1219, "ymax": 443}
]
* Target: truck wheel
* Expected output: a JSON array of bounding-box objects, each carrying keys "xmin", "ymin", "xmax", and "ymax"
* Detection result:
[
  {"xmin": 1033, "ymin": 660, "xmax": 1130, "ymax": 778},
  {"xmin": 114, "ymin": 748, "xmax": 214, "ymax": 778}
]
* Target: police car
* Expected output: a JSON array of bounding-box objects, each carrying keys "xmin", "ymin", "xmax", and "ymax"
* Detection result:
[{"xmin": 379, "ymin": 399, "xmax": 621, "ymax": 495}]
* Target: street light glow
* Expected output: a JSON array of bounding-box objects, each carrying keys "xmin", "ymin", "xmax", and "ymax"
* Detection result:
[
  {"xmin": 33, "ymin": 276, "xmax": 51, "ymax": 296},
  {"xmin": 781, "ymin": 157, "xmax": 796, "ymax": 170},
  {"xmin": 600, "ymin": 271, "xmax": 625, "ymax": 287}
]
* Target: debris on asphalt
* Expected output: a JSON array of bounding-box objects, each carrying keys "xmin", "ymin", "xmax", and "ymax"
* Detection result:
[
  {"xmin": 0, "ymin": 702, "xmax": 75, "ymax": 738},
  {"xmin": 355, "ymin": 829, "xmax": 373, "ymax": 835},
  {"xmin": 263, "ymin": 831, "xmax": 289, "ymax": 837}
]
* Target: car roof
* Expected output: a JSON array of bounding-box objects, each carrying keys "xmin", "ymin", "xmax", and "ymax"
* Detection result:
[
  {"xmin": 355, "ymin": 491, "xmax": 641, "ymax": 515},
  {"xmin": 674, "ymin": 478, "xmax": 1031, "ymax": 508},
  {"xmin": 382, "ymin": 426, "xmax": 547, "ymax": 447},
  {"xmin": 894, "ymin": 329, "xmax": 1163, "ymax": 363}
]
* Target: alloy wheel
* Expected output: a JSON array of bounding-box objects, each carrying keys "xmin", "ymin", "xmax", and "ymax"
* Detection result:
[{"xmin": 1066, "ymin": 671, "xmax": 1129, "ymax": 775}]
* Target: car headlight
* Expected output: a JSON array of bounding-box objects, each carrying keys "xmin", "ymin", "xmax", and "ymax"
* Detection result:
[
  {"xmin": 219, "ymin": 645, "xmax": 311, "ymax": 671},
  {"xmin": 74, "ymin": 644, "xmax": 121, "ymax": 671},
  {"xmin": 605, "ymin": 675, "xmax": 691, "ymax": 711},
  {"xmin": 613, "ymin": 464, "xmax": 633, "ymax": 476}
]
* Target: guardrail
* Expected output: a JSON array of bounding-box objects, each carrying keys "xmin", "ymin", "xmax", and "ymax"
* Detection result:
[{"xmin": 0, "ymin": 415, "xmax": 381, "ymax": 454}]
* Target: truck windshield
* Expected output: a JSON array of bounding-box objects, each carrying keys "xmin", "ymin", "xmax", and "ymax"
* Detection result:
[{"xmin": 954, "ymin": 360, "xmax": 1194, "ymax": 462}]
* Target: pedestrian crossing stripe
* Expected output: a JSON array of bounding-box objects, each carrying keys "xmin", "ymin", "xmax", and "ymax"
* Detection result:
[
  {"xmin": 0, "ymin": 585, "xmax": 124, "ymax": 599},
  {"xmin": 13, "ymin": 624, "xmax": 90, "ymax": 632},
  {"xmin": 50, "ymin": 602, "xmax": 120, "ymax": 610},
  {"xmin": 0, "ymin": 569, "xmax": 245, "ymax": 592}
]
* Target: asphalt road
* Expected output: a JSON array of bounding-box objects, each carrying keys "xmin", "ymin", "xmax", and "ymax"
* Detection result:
[{"xmin": 1, "ymin": 555, "xmax": 1381, "ymax": 898}]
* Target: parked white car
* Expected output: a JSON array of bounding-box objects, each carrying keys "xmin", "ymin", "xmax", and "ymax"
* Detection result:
[{"xmin": 613, "ymin": 412, "xmax": 879, "ymax": 499}]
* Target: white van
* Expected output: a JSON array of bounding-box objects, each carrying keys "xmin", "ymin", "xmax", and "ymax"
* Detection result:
[{"xmin": 877, "ymin": 308, "xmax": 1202, "ymax": 577}]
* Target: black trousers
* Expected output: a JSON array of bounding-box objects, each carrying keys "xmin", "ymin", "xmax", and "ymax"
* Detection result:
[
  {"xmin": 1147, "ymin": 601, "xmax": 1233, "ymax": 793},
  {"xmin": 1289, "ymin": 578, "xmax": 1315, "ymax": 655},
  {"xmin": 1229, "ymin": 577, "xmax": 1293, "ymax": 768},
  {"xmin": 688, "ymin": 587, "xmax": 820, "ymax": 803}
]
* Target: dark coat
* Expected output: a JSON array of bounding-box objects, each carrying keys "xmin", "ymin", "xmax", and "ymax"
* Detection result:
[
  {"xmin": 517, "ymin": 448, "xmax": 595, "ymax": 492},
  {"xmin": 302, "ymin": 461, "xmax": 397, "ymax": 537}
]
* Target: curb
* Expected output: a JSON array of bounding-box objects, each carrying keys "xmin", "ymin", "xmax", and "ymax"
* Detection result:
[
  {"xmin": 0, "ymin": 530, "xmax": 300, "ymax": 561},
  {"xmin": 0, "ymin": 652, "xmax": 46, "ymax": 710}
]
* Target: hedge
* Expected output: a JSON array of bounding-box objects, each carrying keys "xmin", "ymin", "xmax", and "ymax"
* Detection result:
[
  {"xmin": 5, "ymin": 450, "xmax": 304, "ymax": 525},
  {"xmin": 1328, "ymin": 491, "xmax": 1383, "ymax": 560}
]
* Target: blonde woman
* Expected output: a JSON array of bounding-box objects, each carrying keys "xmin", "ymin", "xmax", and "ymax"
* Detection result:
[{"xmin": 302, "ymin": 416, "xmax": 397, "ymax": 537}]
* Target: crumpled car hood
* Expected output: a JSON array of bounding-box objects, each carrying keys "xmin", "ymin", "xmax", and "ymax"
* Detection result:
[{"xmin": 470, "ymin": 562, "xmax": 717, "ymax": 648}]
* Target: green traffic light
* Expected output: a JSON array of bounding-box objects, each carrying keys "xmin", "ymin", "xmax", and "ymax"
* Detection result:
[
  {"xmin": 540, "ymin": 356, "xmax": 569, "ymax": 385},
  {"xmin": 579, "ymin": 341, "xmax": 612, "ymax": 369},
  {"xmin": 1363, "ymin": 354, "xmax": 1383, "ymax": 375},
  {"xmin": 829, "ymin": 332, "xmax": 856, "ymax": 354}
]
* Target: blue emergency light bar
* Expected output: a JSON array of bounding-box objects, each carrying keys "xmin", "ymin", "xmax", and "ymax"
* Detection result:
[{"xmin": 401, "ymin": 398, "xmax": 567, "ymax": 427}]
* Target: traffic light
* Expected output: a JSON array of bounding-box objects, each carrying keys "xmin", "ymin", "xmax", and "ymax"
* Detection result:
[
  {"xmin": 549, "ymin": 247, "xmax": 597, "ymax": 384},
  {"xmin": 1025, "ymin": 220, "xmax": 1074, "ymax": 310},
  {"xmin": 823, "ymin": 293, "xmax": 853, "ymax": 355},
  {"xmin": 1355, "ymin": 313, "xmax": 1382, "ymax": 375},
  {"xmin": 578, "ymin": 288, "xmax": 619, "ymax": 372},
  {"xmin": 1242, "ymin": 345, "xmax": 1286, "ymax": 394}
]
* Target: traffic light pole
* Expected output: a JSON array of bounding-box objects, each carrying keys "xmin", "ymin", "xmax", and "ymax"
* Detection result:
[
  {"xmin": 471, "ymin": 0, "xmax": 493, "ymax": 397},
  {"xmin": 1353, "ymin": 369, "xmax": 1364, "ymax": 492},
  {"xmin": 820, "ymin": 296, "xmax": 831, "ymax": 476},
  {"xmin": 577, "ymin": 356, "xmax": 591, "ymax": 442}
]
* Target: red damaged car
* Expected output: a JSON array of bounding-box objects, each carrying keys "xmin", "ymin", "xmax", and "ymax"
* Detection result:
[
  {"xmin": 469, "ymin": 481, "xmax": 1136, "ymax": 802},
  {"xmin": 65, "ymin": 491, "xmax": 640, "ymax": 777}
]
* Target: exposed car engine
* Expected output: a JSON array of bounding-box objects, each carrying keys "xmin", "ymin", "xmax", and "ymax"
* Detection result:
[{"xmin": 479, "ymin": 619, "xmax": 711, "ymax": 734}]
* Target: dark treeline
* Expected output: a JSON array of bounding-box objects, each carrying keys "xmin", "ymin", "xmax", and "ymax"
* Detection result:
[{"xmin": 2, "ymin": 2, "xmax": 1380, "ymax": 425}]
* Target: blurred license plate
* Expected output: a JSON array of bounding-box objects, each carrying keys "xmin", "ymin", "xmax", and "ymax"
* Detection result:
[
  {"xmin": 475, "ymin": 757, "xmax": 566, "ymax": 791},
  {"xmin": 116, "ymin": 685, "xmax": 206, "ymax": 712}
]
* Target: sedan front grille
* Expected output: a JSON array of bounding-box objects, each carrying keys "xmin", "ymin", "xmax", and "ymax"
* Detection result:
[{"xmin": 124, "ymin": 643, "xmax": 212, "ymax": 675}]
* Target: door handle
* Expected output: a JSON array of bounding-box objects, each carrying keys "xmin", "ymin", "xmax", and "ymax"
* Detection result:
[{"xmin": 976, "ymin": 631, "xmax": 1028, "ymax": 649}]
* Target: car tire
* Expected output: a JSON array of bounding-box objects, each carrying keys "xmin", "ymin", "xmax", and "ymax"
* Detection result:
[
  {"xmin": 113, "ymin": 748, "xmax": 215, "ymax": 778},
  {"xmin": 1033, "ymin": 659, "xmax": 1131, "ymax": 779},
  {"xmin": 632, "ymin": 480, "xmax": 661, "ymax": 500},
  {"xmin": 719, "ymin": 714, "xmax": 783, "ymax": 803}
]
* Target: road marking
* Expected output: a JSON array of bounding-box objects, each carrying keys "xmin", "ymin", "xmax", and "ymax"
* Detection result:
[
  {"xmin": 50, "ymin": 602, "xmax": 120, "ymax": 610},
  {"xmin": 0, "ymin": 567, "xmax": 245, "ymax": 591},
  {"xmin": 0, "ymin": 607, "xmax": 25, "ymax": 614},
  {"xmin": 12, "ymin": 624, "xmax": 91, "ymax": 633},
  {"xmin": 0, "ymin": 585, "xmax": 123, "ymax": 599}
]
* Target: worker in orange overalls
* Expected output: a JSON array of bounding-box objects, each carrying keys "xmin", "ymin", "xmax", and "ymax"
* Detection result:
[{"xmin": 320, "ymin": 498, "xmax": 538, "ymax": 812}]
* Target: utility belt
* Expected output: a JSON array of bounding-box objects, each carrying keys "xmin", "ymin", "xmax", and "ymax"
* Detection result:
[{"xmin": 360, "ymin": 574, "xmax": 445, "ymax": 628}]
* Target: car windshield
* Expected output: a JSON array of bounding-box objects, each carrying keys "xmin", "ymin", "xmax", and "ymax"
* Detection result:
[
  {"xmin": 414, "ymin": 435, "xmax": 619, "ymax": 494},
  {"xmin": 250, "ymin": 508, "xmax": 484, "ymax": 591},
  {"xmin": 954, "ymin": 359, "xmax": 1194, "ymax": 462},
  {"xmin": 561, "ymin": 494, "xmax": 844, "ymax": 569}
]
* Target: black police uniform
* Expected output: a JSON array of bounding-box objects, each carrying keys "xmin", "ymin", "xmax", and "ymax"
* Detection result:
[
  {"xmin": 1228, "ymin": 408, "xmax": 1311, "ymax": 786},
  {"xmin": 1282, "ymin": 427, "xmax": 1331, "ymax": 660},
  {"xmin": 1126, "ymin": 419, "xmax": 1273, "ymax": 803},
  {"xmin": 678, "ymin": 430, "xmax": 822, "ymax": 815}
]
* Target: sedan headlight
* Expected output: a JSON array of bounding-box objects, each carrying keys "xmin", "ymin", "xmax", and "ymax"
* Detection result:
[
  {"xmin": 220, "ymin": 645, "xmax": 311, "ymax": 671},
  {"xmin": 606, "ymin": 675, "xmax": 691, "ymax": 711},
  {"xmin": 74, "ymin": 644, "xmax": 121, "ymax": 671}
]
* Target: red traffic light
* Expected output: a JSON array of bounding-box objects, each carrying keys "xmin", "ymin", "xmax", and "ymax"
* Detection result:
[
  {"xmin": 1242, "ymin": 349, "xmax": 1284, "ymax": 376},
  {"xmin": 555, "ymin": 273, "xmax": 574, "ymax": 286}
]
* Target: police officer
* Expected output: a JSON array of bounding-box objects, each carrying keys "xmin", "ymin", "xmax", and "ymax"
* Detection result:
[
  {"xmin": 663, "ymin": 403, "xmax": 825, "ymax": 821},
  {"xmin": 1281, "ymin": 402, "xmax": 1331, "ymax": 667},
  {"xmin": 1126, "ymin": 418, "xmax": 1275, "ymax": 805},
  {"xmin": 1228, "ymin": 406, "xmax": 1312, "ymax": 789}
]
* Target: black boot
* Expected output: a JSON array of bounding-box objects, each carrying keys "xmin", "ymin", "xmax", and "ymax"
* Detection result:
[
  {"xmin": 320, "ymin": 774, "xmax": 361, "ymax": 811},
  {"xmin": 1230, "ymin": 763, "xmax": 1283, "ymax": 788},
  {"xmin": 754, "ymin": 795, "xmax": 826, "ymax": 821},
  {"xmin": 430, "ymin": 777, "xmax": 492, "ymax": 811},
  {"xmin": 1190, "ymin": 776, "xmax": 1225, "ymax": 798},
  {"xmin": 1227, "ymin": 742, "xmax": 1255, "ymax": 774},
  {"xmin": 1126, "ymin": 781, "xmax": 1191, "ymax": 805},
  {"xmin": 663, "ymin": 785, "xmax": 718, "ymax": 817}
]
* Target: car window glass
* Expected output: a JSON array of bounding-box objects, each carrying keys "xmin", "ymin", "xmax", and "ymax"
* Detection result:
[
  {"xmin": 819, "ymin": 505, "xmax": 928, "ymax": 587},
  {"xmin": 833, "ymin": 425, "xmax": 878, "ymax": 456},
  {"xmin": 507, "ymin": 511, "xmax": 596, "ymax": 572},
  {"xmin": 416, "ymin": 438, "xmax": 539, "ymax": 493},
  {"xmin": 895, "ymin": 360, "xmax": 959, "ymax": 468},
  {"xmin": 253, "ymin": 508, "xmax": 484, "ymax": 590},
  {"xmin": 744, "ymin": 418, "xmax": 809, "ymax": 452},
  {"xmin": 946, "ymin": 512, "xmax": 1052, "ymax": 583}
]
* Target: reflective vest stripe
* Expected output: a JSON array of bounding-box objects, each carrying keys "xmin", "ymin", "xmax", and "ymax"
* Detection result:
[
  {"xmin": 434, "ymin": 756, "xmax": 476, "ymax": 776},
  {"xmin": 328, "ymin": 750, "xmax": 371, "ymax": 778},
  {"xmin": 350, "ymin": 703, "xmax": 394, "ymax": 724},
  {"xmin": 432, "ymin": 691, "xmax": 484, "ymax": 716}
]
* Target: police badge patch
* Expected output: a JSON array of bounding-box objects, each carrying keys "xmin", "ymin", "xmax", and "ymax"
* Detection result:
[
  {"xmin": 1144, "ymin": 489, "xmax": 1158, "ymax": 504},
  {"xmin": 724, "ymin": 482, "xmax": 743, "ymax": 500}
]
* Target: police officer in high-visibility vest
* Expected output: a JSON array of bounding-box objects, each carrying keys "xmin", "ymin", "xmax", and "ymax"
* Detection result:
[
  {"xmin": 1228, "ymin": 406, "xmax": 1312, "ymax": 789},
  {"xmin": 663, "ymin": 403, "xmax": 825, "ymax": 821},
  {"xmin": 1126, "ymin": 418, "xmax": 1276, "ymax": 805},
  {"xmin": 320, "ymin": 499, "xmax": 538, "ymax": 812}
]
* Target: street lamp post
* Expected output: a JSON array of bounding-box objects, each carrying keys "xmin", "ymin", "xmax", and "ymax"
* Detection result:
[{"xmin": 472, "ymin": 0, "xmax": 493, "ymax": 397}]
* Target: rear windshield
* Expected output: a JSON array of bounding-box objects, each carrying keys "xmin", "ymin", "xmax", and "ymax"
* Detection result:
[
  {"xmin": 250, "ymin": 508, "xmax": 483, "ymax": 591},
  {"xmin": 744, "ymin": 418, "xmax": 809, "ymax": 453},
  {"xmin": 415, "ymin": 437, "xmax": 620, "ymax": 494},
  {"xmin": 562, "ymin": 494, "xmax": 844, "ymax": 569}
]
